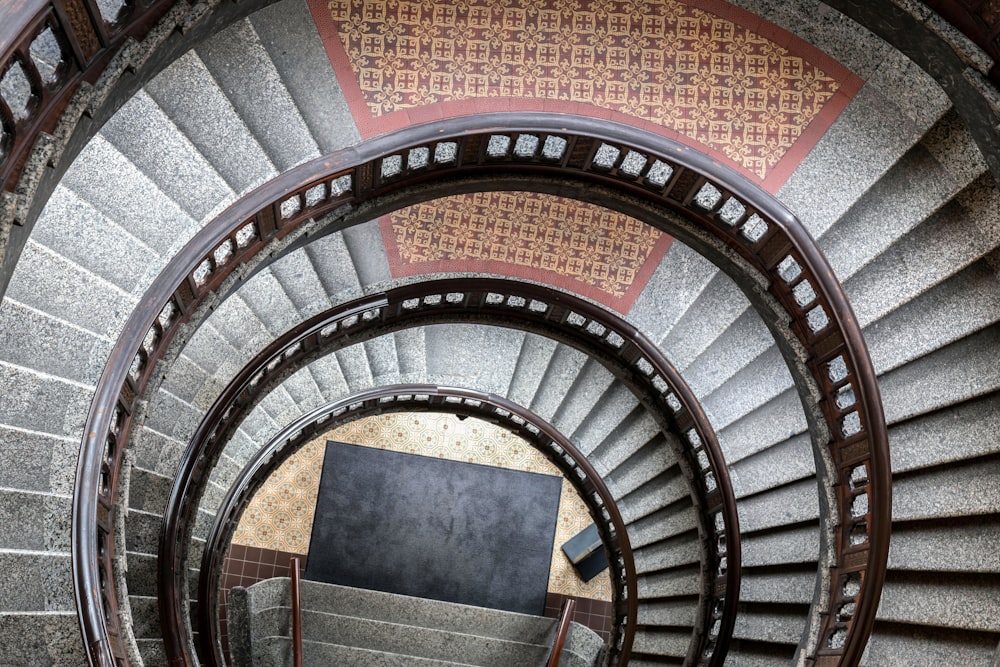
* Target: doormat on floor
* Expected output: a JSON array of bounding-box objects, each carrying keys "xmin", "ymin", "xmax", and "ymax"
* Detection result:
[{"xmin": 305, "ymin": 440, "xmax": 562, "ymax": 615}]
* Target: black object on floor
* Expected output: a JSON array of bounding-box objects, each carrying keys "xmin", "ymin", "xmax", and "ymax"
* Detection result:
[
  {"xmin": 562, "ymin": 524, "xmax": 609, "ymax": 582},
  {"xmin": 305, "ymin": 440, "xmax": 563, "ymax": 615}
]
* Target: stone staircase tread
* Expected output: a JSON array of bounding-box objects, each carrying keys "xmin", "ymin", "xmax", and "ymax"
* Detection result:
[
  {"xmin": 260, "ymin": 636, "xmax": 480, "ymax": 666},
  {"xmin": 143, "ymin": 49, "xmax": 277, "ymax": 194},
  {"xmin": 247, "ymin": 0, "xmax": 361, "ymax": 155},
  {"xmin": 195, "ymin": 17, "xmax": 320, "ymax": 171},
  {"xmin": 99, "ymin": 89, "xmax": 235, "ymax": 222}
]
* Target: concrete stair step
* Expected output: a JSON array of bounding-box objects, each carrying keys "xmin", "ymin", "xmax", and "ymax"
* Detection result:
[
  {"xmin": 865, "ymin": 250, "xmax": 1000, "ymax": 376},
  {"xmin": 298, "ymin": 580, "xmax": 559, "ymax": 644},
  {"xmin": 144, "ymin": 49, "xmax": 277, "ymax": 194},
  {"xmin": 624, "ymin": 501, "xmax": 698, "ymax": 551},
  {"xmin": 0, "ymin": 361, "xmax": 93, "ymax": 439},
  {"xmin": 682, "ymin": 307, "xmax": 773, "ymax": 400},
  {"xmin": 0, "ymin": 551, "xmax": 73, "ymax": 612},
  {"xmin": 303, "ymin": 352, "xmax": 352, "ymax": 404},
  {"xmin": 889, "ymin": 515, "xmax": 1000, "ymax": 574},
  {"xmin": 395, "ymin": 327, "xmax": 428, "ymax": 380},
  {"xmin": 637, "ymin": 564, "xmax": 701, "ymax": 600},
  {"xmin": 127, "ymin": 466, "xmax": 173, "ymax": 516},
  {"xmin": 563, "ymin": 379, "xmax": 638, "ymax": 456},
  {"xmin": 296, "ymin": 611, "xmax": 580, "ymax": 667},
  {"xmin": 588, "ymin": 409, "xmax": 660, "ymax": 473},
  {"xmin": 236, "ymin": 579, "xmax": 601, "ymax": 667},
  {"xmin": 740, "ymin": 569, "xmax": 816, "ymax": 605},
  {"xmin": 877, "ymin": 573, "xmax": 1000, "ymax": 634},
  {"xmin": 195, "ymin": 17, "xmax": 320, "ymax": 171},
  {"xmin": 303, "ymin": 231, "xmax": 364, "ymax": 301},
  {"xmin": 891, "ymin": 455, "xmax": 1000, "ymax": 523},
  {"xmin": 862, "ymin": 622, "xmax": 998, "ymax": 667},
  {"xmin": 0, "ymin": 425, "xmax": 78, "ymax": 497},
  {"xmin": 128, "ymin": 594, "xmax": 160, "ymax": 641},
  {"xmin": 603, "ymin": 435, "xmax": 681, "ymax": 500},
  {"xmin": 631, "ymin": 626, "xmax": 691, "ymax": 659},
  {"xmin": 239, "ymin": 266, "xmax": 313, "ymax": 337},
  {"xmin": 777, "ymin": 74, "xmax": 950, "ymax": 242},
  {"xmin": 247, "ymin": 0, "xmax": 360, "ymax": 155},
  {"xmin": 846, "ymin": 174, "xmax": 1000, "ymax": 330},
  {"xmin": 269, "ymin": 248, "xmax": 335, "ymax": 319},
  {"xmin": 136, "ymin": 637, "xmax": 166, "ymax": 665},
  {"xmin": 423, "ymin": 323, "xmax": 524, "ymax": 396},
  {"xmin": 741, "ymin": 523, "xmax": 820, "ymax": 569},
  {"xmin": 616, "ymin": 466, "xmax": 691, "ymax": 527},
  {"xmin": 627, "ymin": 240, "xmax": 719, "ymax": 344},
  {"xmin": 341, "ymin": 220, "xmax": 392, "ymax": 288},
  {"xmin": 99, "ymin": 89, "xmax": 235, "ymax": 223},
  {"xmin": 1, "ymin": 497, "xmax": 70, "ymax": 590},
  {"xmin": 632, "ymin": 532, "xmax": 702, "ymax": 575},
  {"xmin": 364, "ymin": 334, "xmax": 400, "ymax": 385},
  {"xmin": 879, "ymin": 323, "xmax": 1000, "ymax": 426},
  {"xmin": 0, "ymin": 611, "xmax": 84, "ymax": 666},
  {"xmin": 737, "ymin": 479, "xmax": 819, "ymax": 534},
  {"xmin": 4, "ymin": 240, "xmax": 136, "ymax": 339},
  {"xmin": 657, "ymin": 271, "xmax": 749, "ymax": 373},
  {"xmin": 0, "ymin": 298, "xmax": 111, "ymax": 385},
  {"xmin": 729, "ymin": 433, "xmax": 814, "ymax": 500},
  {"xmin": 255, "ymin": 637, "xmax": 479, "ymax": 667},
  {"xmin": 507, "ymin": 333, "xmax": 559, "ymax": 407},
  {"xmin": 28, "ymin": 185, "xmax": 164, "ymax": 295},
  {"xmin": 732, "ymin": 606, "xmax": 807, "ymax": 646},
  {"xmin": 819, "ymin": 109, "xmax": 988, "ymax": 283},
  {"xmin": 550, "ymin": 359, "xmax": 617, "ymax": 438},
  {"xmin": 529, "ymin": 345, "xmax": 589, "ymax": 422},
  {"xmin": 636, "ymin": 598, "xmax": 698, "ymax": 628},
  {"xmin": 59, "ymin": 135, "xmax": 201, "ymax": 258}
]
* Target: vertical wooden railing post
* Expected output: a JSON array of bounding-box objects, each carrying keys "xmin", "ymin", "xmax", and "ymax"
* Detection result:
[
  {"xmin": 289, "ymin": 557, "xmax": 303, "ymax": 667},
  {"xmin": 546, "ymin": 598, "xmax": 577, "ymax": 667}
]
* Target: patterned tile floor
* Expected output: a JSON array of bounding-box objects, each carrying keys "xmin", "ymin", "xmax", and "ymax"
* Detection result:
[
  {"xmin": 306, "ymin": 0, "xmax": 863, "ymax": 314},
  {"xmin": 233, "ymin": 412, "xmax": 613, "ymax": 600},
  {"xmin": 382, "ymin": 192, "xmax": 672, "ymax": 313},
  {"xmin": 310, "ymin": 0, "xmax": 862, "ymax": 189}
]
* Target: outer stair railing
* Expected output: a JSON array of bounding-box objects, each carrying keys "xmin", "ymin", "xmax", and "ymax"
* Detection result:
[{"xmin": 546, "ymin": 598, "xmax": 578, "ymax": 667}]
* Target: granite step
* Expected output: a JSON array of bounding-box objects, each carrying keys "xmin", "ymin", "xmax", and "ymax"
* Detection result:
[
  {"xmin": 246, "ymin": 0, "xmax": 360, "ymax": 155},
  {"xmin": 143, "ymin": 49, "xmax": 277, "ymax": 195},
  {"xmin": 98, "ymin": 89, "xmax": 236, "ymax": 224},
  {"xmin": 0, "ymin": 611, "xmax": 85, "ymax": 667},
  {"xmin": 231, "ymin": 579, "xmax": 603, "ymax": 667},
  {"xmin": 194, "ymin": 16, "xmax": 321, "ymax": 171},
  {"xmin": 254, "ymin": 638, "xmax": 480, "ymax": 667}
]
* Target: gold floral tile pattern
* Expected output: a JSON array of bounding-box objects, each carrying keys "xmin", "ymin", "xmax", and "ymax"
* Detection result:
[
  {"xmin": 313, "ymin": 0, "xmax": 862, "ymax": 186},
  {"xmin": 233, "ymin": 412, "xmax": 612, "ymax": 600},
  {"xmin": 382, "ymin": 191, "xmax": 671, "ymax": 312},
  {"xmin": 232, "ymin": 439, "xmax": 325, "ymax": 554}
]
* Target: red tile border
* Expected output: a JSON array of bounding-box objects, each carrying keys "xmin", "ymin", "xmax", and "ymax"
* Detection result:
[{"xmin": 306, "ymin": 0, "xmax": 864, "ymax": 194}]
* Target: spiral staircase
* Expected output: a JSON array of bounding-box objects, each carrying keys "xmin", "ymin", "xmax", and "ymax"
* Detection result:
[{"xmin": 0, "ymin": 0, "xmax": 999, "ymax": 666}]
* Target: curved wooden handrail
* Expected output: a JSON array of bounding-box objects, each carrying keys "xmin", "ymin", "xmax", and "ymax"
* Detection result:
[
  {"xmin": 197, "ymin": 383, "xmax": 643, "ymax": 667},
  {"xmin": 74, "ymin": 113, "xmax": 888, "ymax": 667},
  {"xmin": 176, "ymin": 277, "xmax": 733, "ymax": 667},
  {"xmin": 0, "ymin": 0, "xmax": 186, "ymax": 194},
  {"xmin": 547, "ymin": 598, "xmax": 577, "ymax": 667},
  {"xmin": 289, "ymin": 557, "xmax": 303, "ymax": 667}
]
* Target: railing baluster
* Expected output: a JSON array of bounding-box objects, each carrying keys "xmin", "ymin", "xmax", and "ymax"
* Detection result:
[
  {"xmin": 290, "ymin": 556, "xmax": 303, "ymax": 667},
  {"xmin": 546, "ymin": 598, "xmax": 577, "ymax": 667}
]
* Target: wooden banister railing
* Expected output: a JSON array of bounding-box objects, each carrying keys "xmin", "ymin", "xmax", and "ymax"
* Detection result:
[
  {"xmin": 0, "ymin": 0, "xmax": 185, "ymax": 197},
  {"xmin": 177, "ymin": 276, "xmax": 739, "ymax": 667},
  {"xmin": 289, "ymin": 557, "xmax": 303, "ymax": 667},
  {"xmin": 547, "ymin": 598, "xmax": 577, "ymax": 667},
  {"xmin": 75, "ymin": 113, "xmax": 887, "ymax": 667},
  {"xmin": 196, "ymin": 381, "xmax": 647, "ymax": 667}
]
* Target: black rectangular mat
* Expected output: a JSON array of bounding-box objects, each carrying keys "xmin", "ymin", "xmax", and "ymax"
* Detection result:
[{"xmin": 305, "ymin": 440, "xmax": 562, "ymax": 615}]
